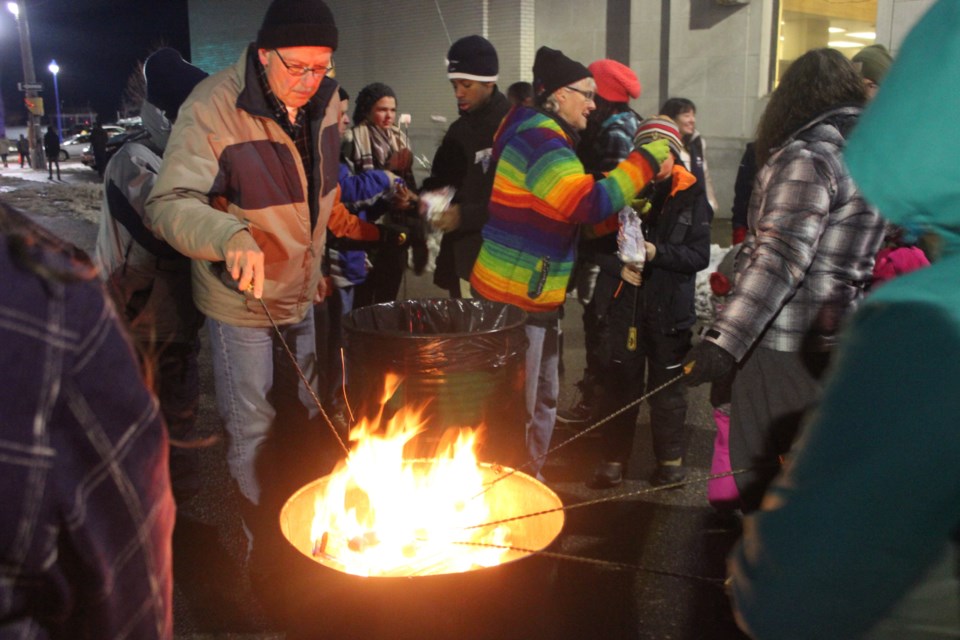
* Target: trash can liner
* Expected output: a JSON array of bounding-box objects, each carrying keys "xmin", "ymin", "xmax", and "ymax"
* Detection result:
[
  {"xmin": 343, "ymin": 298, "xmax": 528, "ymax": 463},
  {"xmin": 344, "ymin": 299, "xmax": 528, "ymax": 375}
]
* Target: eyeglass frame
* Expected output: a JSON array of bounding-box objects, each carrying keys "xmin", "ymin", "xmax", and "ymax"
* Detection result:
[
  {"xmin": 272, "ymin": 49, "xmax": 334, "ymax": 78},
  {"xmin": 564, "ymin": 85, "xmax": 596, "ymax": 102}
]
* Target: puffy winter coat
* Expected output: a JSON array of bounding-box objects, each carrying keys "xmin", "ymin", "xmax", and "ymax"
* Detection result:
[
  {"xmin": 708, "ymin": 106, "xmax": 884, "ymax": 361},
  {"xmin": 146, "ymin": 46, "xmax": 353, "ymax": 327}
]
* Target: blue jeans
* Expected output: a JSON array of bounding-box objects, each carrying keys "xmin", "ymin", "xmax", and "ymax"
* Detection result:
[
  {"xmin": 524, "ymin": 320, "xmax": 560, "ymax": 478},
  {"xmin": 207, "ymin": 308, "xmax": 318, "ymax": 508}
]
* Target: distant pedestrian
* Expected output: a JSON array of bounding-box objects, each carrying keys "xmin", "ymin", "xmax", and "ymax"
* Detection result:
[
  {"xmin": 91, "ymin": 119, "xmax": 109, "ymax": 177},
  {"xmin": 0, "ymin": 134, "xmax": 10, "ymax": 167},
  {"xmin": 43, "ymin": 126, "xmax": 60, "ymax": 180},
  {"xmin": 16, "ymin": 134, "xmax": 29, "ymax": 168}
]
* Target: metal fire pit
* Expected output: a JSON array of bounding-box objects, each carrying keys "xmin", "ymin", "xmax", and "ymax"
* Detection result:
[{"xmin": 277, "ymin": 462, "xmax": 564, "ymax": 639}]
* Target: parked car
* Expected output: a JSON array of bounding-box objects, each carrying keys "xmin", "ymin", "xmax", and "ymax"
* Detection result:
[
  {"xmin": 58, "ymin": 125, "xmax": 125, "ymax": 160},
  {"xmin": 80, "ymin": 127, "xmax": 148, "ymax": 172}
]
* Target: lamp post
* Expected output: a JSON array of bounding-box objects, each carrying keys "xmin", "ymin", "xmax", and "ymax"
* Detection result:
[
  {"xmin": 7, "ymin": 0, "xmax": 45, "ymax": 170},
  {"xmin": 48, "ymin": 60, "xmax": 61, "ymax": 143}
]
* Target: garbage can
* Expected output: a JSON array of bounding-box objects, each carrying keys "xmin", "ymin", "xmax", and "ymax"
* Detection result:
[{"xmin": 343, "ymin": 298, "xmax": 528, "ymax": 464}]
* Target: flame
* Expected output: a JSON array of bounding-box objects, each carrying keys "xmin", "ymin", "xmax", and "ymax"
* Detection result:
[{"xmin": 308, "ymin": 391, "xmax": 512, "ymax": 577}]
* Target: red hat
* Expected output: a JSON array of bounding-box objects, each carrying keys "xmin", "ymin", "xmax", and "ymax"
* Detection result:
[{"xmin": 588, "ymin": 59, "xmax": 640, "ymax": 103}]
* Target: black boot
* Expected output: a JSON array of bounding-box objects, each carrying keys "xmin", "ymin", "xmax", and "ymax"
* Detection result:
[
  {"xmin": 592, "ymin": 461, "xmax": 624, "ymax": 488},
  {"xmin": 649, "ymin": 462, "xmax": 686, "ymax": 488}
]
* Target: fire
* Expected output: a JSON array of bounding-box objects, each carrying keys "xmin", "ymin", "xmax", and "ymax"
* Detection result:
[{"xmin": 304, "ymin": 383, "xmax": 514, "ymax": 577}]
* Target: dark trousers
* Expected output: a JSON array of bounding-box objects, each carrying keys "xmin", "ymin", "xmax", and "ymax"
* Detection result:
[
  {"xmin": 597, "ymin": 284, "xmax": 692, "ymax": 467},
  {"xmin": 154, "ymin": 339, "xmax": 201, "ymax": 503},
  {"xmin": 46, "ymin": 155, "xmax": 60, "ymax": 180}
]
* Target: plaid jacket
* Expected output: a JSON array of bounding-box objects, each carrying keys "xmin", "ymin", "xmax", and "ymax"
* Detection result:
[
  {"xmin": 0, "ymin": 206, "xmax": 174, "ymax": 639},
  {"xmin": 708, "ymin": 106, "xmax": 885, "ymax": 361}
]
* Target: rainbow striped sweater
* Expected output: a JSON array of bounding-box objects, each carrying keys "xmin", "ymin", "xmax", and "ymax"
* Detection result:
[{"xmin": 470, "ymin": 106, "xmax": 660, "ymax": 315}]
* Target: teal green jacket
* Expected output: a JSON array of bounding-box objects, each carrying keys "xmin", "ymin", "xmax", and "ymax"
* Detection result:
[{"xmin": 729, "ymin": 2, "xmax": 960, "ymax": 638}]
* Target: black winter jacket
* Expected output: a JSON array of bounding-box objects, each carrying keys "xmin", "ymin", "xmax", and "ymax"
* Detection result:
[
  {"xmin": 423, "ymin": 89, "xmax": 511, "ymax": 286},
  {"xmin": 597, "ymin": 163, "xmax": 712, "ymax": 334}
]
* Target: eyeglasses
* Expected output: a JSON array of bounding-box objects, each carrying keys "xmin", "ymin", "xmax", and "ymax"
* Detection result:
[
  {"xmin": 272, "ymin": 49, "xmax": 333, "ymax": 78},
  {"xmin": 564, "ymin": 85, "xmax": 596, "ymax": 102}
]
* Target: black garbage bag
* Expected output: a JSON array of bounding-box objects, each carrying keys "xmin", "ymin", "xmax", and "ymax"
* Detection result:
[{"xmin": 343, "ymin": 298, "xmax": 528, "ymax": 464}]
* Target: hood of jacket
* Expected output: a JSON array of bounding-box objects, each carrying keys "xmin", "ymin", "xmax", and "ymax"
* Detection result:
[{"xmin": 845, "ymin": 1, "xmax": 960, "ymax": 257}]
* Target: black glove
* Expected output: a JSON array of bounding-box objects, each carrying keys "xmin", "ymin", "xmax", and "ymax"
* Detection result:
[
  {"xmin": 376, "ymin": 223, "xmax": 409, "ymax": 247},
  {"xmin": 683, "ymin": 340, "xmax": 735, "ymax": 387}
]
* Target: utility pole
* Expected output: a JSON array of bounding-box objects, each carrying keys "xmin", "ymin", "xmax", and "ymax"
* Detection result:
[{"xmin": 8, "ymin": 1, "xmax": 45, "ymax": 170}]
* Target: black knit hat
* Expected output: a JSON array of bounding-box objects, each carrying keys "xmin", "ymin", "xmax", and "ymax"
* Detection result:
[
  {"xmin": 257, "ymin": 0, "xmax": 338, "ymax": 51},
  {"xmin": 353, "ymin": 82, "xmax": 396, "ymax": 124},
  {"xmin": 533, "ymin": 46, "xmax": 591, "ymax": 104},
  {"xmin": 143, "ymin": 48, "xmax": 209, "ymax": 120},
  {"xmin": 447, "ymin": 35, "xmax": 499, "ymax": 82}
]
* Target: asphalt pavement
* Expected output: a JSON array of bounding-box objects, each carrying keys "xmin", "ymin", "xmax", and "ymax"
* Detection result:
[
  {"xmin": 166, "ymin": 235, "xmax": 748, "ymax": 640},
  {"xmin": 4, "ymin": 172, "xmax": 749, "ymax": 639}
]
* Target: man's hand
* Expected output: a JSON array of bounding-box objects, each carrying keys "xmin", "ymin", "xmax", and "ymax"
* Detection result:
[
  {"xmin": 621, "ymin": 263, "xmax": 643, "ymax": 286},
  {"xmin": 432, "ymin": 204, "xmax": 461, "ymax": 232},
  {"xmin": 314, "ymin": 275, "xmax": 330, "ymax": 304},
  {"xmin": 224, "ymin": 230, "xmax": 265, "ymax": 299},
  {"xmin": 683, "ymin": 340, "xmax": 735, "ymax": 386},
  {"xmin": 644, "ymin": 241, "xmax": 657, "ymax": 262}
]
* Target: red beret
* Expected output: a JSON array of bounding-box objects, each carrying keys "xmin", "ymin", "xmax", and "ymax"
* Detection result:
[{"xmin": 588, "ymin": 59, "xmax": 641, "ymax": 103}]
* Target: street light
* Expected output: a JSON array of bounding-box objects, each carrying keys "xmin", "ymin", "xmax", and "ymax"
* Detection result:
[
  {"xmin": 6, "ymin": 0, "xmax": 45, "ymax": 170},
  {"xmin": 48, "ymin": 60, "xmax": 61, "ymax": 142}
]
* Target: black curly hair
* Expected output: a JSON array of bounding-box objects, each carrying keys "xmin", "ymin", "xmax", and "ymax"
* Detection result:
[{"xmin": 352, "ymin": 82, "xmax": 397, "ymax": 126}]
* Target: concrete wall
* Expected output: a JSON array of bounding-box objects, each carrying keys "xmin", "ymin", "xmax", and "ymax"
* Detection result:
[
  {"xmin": 877, "ymin": 0, "xmax": 935, "ymax": 53},
  {"xmin": 189, "ymin": 0, "xmax": 534, "ymax": 183},
  {"xmin": 188, "ymin": 0, "xmax": 935, "ymax": 221}
]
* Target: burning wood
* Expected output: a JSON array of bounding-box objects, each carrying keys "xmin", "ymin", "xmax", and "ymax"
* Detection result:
[{"xmin": 280, "ymin": 386, "xmax": 564, "ymax": 578}]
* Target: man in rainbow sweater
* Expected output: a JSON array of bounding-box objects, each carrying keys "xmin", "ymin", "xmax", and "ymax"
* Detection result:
[{"xmin": 471, "ymin": 46, "xmax": 672, "ymax": 478}]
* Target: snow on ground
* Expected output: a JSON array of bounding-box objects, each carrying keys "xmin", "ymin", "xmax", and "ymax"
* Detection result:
[{"xmin": 0, "ymin": 163, "xmax": 103, "ymax": 253}]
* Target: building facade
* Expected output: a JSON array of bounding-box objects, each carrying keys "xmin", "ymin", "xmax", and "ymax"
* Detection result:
[{"xmin": 188, "ymin": 0, "xmax": 934, "ymax": 219}]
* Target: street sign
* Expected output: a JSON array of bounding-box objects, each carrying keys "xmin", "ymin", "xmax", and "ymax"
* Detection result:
[{"xmin": 17, "ymin": 82, "xmax": 43, "ymax": 91}]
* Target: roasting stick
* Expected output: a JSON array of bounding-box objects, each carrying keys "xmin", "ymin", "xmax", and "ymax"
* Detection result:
[
  {"xmin": 465, "ymin": 467, "xmax": 755, "ymax": 534},
  {"xmin": 471, "ymin": 363, "xmax": 695, "ymax": 501},
  {"xmin": 257, "ymin": 297, "xmax": 351, "ymax": 456},
  {"xmin": 451, "ymin": 539, "xmax": 727, "ymax": 586}
]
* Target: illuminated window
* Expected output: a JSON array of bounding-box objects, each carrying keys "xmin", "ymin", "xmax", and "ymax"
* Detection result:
[{"xmin": 775, "ymin": 0, "xmax": 878, "ymax": 85}]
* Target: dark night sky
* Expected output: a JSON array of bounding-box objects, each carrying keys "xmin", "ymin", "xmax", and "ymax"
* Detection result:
[{"xmin": 1, "ymin": 0, "xmax": 190, "ymax": 129}]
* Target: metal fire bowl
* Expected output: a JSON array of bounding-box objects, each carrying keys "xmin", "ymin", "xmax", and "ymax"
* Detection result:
[{"xmin": 279, "ymin": 460, "xmax": 565, "ymax": 577}]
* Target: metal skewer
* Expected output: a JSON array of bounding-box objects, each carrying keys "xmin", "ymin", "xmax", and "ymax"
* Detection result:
[{"xmin": 256, "ymin": 297, "xmax": 351, "ymax": 456}]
